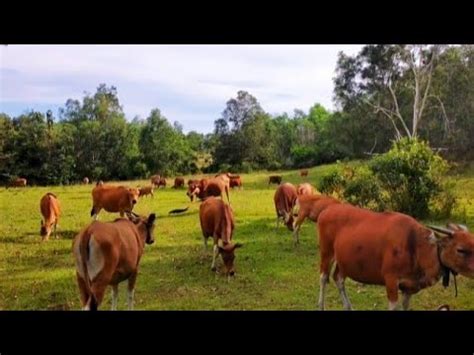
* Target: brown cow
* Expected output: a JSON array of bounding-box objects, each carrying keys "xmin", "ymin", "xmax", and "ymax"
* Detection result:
[
  {"xmin": 150, "ymin": 174, "xmax": 161, "ymax": 187},
  {"xmin": 229, "ymin": 175, "xmax": 243, "ymax": 189},
  {"xmin": 40, "ymin": 192, "xmax": 61, "ymax": 241},
  {"xmin": 300, "ymin": 169, "xmax": 309, "ymax": 177},
  {"xmin": 274, "ymin": 183, "xmax": 298, "ymax": 233},
  {"xmin": 173, "ymin": 177, "xmax": 185, "ymax": 189},
  {"xmin": 296, "ymin": 183, "xmax": 315, "ymax": 196},
  {"xmin": 292, "ymin": 194, "xmax": 340, "ymax": 244},
  {"xmin": 138, "ymin": 185, "xmax": 154, "ymax": 198},
  {"xmin": 316, "ymin": 203, "xmax": 474, "ymax": 310},
  {"xmin": 91, "ymin": 185, "xmax": 140, "ymax": 219},
  {"xmin": 72, "ymin": 212, "xmax": 156, "ymax": 310},
  {"xmin": 199, "ymin": 197, "xmax": 242, "ymax": 278},
  {"xmin": 155, "ymin": 177, "xmax": 167, "ymax": 188},
  {"xmin": 10, "ymin": 178, "xmax": 27, "ymax": 187},
  {"xmin": 83, "ymin": 177, "xmax": 90, "ymax": 184},
  {"xmin": 268, "ymin": 175, "xmax": 282, "ymax": 186},
  {"xmin": 187, "ymin": 178, "xmax": 230, "ymax": 204}
]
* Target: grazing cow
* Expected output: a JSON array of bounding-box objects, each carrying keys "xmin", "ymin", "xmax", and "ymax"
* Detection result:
[
  {"xmin": 150, "ymin": 175, "xmax": 161, "ymax": 187},
  {"xmin": 156, "ymin": 177, "xmax": 167, "ymax": 188},
  {"xmin": 296, "ymin": 183, "xmax": 315, "ymax": 196},
  {"xmin": 199, "ymin": 197, "xmax": 242, "ymax": 278},
  {"xmin": 292, "ymin": 194, "xmax": 340, "ymax": 245},
  {"xmin": 10, "ymin": 178, "xmax": 27, "ymax": 187},
  {"xmin": 173, "ymin": 177, "xmax": 185, "ymax": 189},
  {"xmin": 91, "ymin": 185, "xmax": 140, "ymax": 219},
  {"xmin": 83, "ymin": 177, "xmax": 90, "ymax": 184},
  {"xmin": 300, "ymin": 169, "xmax": 309, "ymax": 177},
  {"xmin": 268, "ymin": 175, "xmax": 282, "ymax": 186},
  {"xmin": 138, "ymin": 185, "xmax": 154, "ymax": 198},
  {"xmin": 187, "ymin": 178, "xmax": 230, "ymax": 204},
  {"xmin": 40, "ymin": 192, "xmax": 61, "ymax": 241},
  {"xmin": 188, "ymin": 179, "xmax": 200, "ymax": 187},
  {"xmin": 316, "ymin": 203, "xmax": 474, "ymax": 310},
  {"xmin": 229, "ymin": 175, "xmax": 243, "ymax": 189},
  {"xmin": 274, "ymin": 183, "xmax": 298, "ymax": 233},
  {"xmin": 72, "ymin": 212, "xmax": 156, "ymax": 310}
]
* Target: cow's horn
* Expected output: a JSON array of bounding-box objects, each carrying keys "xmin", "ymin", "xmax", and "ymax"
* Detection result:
[{"xmin": 427, "ymin": 225, "xmax": 454, "ymax": 236}]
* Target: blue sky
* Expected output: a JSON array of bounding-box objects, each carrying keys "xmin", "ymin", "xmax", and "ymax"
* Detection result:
[{"xmin": 0, "ymin": 45, "xmax": 363, "ymax": 133}]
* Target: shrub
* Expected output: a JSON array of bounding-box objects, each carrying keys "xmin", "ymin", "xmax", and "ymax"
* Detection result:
[{"xmin": 369, "ymin": 138, "xmax": 450, "ymax": 218}]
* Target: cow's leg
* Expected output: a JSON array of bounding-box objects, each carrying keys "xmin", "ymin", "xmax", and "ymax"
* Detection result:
[
  {"xmin": 127, "ymin": 273, "xmax": 137, "ymax": 310},
  {"xmin": 111, "ymin": 284, "xmax": 119, "ymax": 311},
  {"xmin": 211, "ymin": 244, "xmax": 219, "ymax": 272},
  {"xmin": 54, "ymin": 221, "xmax": 58, "ymax": 239},
  {"xmin": 318, "ymin": 248, "xmax": 334, "ymax": 310},
  {"xmin": 401, "ymin": 292, "xmax": 411, "ymax": 311},
  {"xmin": 119, "ymin": 210, "xmax": 125, "ymax": 218},
  {"xmin": 333, "ymin": 265, "xmax": 352, "ymax": 310},
  {"xmin": 203, "ymin": 236, "xmax": 208, "ymax": 252},
  {"xmin": 384, "ymin": 275, "xmax": 400, "ymax": 310}
]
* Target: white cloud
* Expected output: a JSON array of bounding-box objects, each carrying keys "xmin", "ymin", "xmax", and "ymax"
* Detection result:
[{"xmin": 0, "ymin": 44, "xmax": 363, "ymax": 132}]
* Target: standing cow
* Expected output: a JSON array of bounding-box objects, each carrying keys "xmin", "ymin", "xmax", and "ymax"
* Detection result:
[
  {"xmin": 274, "ymin": 183, "xmax": 298, "ymax": 234},
  {"xmin": 199, "ymin": 197, "xmax": 242, "ymax": 278},
  {"xmin": 316, "ymin": 202, "xmax": 474, "ymax": 310},
  {"xmin": 268, "ymin": 175, "xmax": 282, "ymax": 186},
  {"xmin": 91, "ymin": 185, "xmax": 140, "ymax": 219},
  {"xmin": 187, "ymin": 178, "xmax": 230, "ymax": 204},
  {"xmin": 300, "ymin": 170, "xmax": 309, "ymax": 177},
  {"xmin": 9, "ymin": 178, "xmax": 27, "ymax": 187},
  {"xmin": 40, "ymin": 192, "xmax": 61, "ymax": 241},
  {"xmin": 173, "ymin": 177, "xmax": 185, "ymax": 189},
  {"xmin": 138, "ymin": 185, "xmax": 154, "ymax": 198},
  {"xmin": 83, "ymin": 177, "xmax": 90, "ymax": 184},
  {"xmin": 72, "ymin": 212, "xmax": 156, "ymax": 310}
]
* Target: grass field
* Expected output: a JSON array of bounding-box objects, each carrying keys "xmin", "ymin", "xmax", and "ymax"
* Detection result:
[{"xmin": 1, "ymin": 162, "xmax": 474, "ymax": 310}]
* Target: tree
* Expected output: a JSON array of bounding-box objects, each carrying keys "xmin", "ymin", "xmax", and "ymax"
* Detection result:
[
  {"xmin": 222, "ymin": 90, "xmax": 264, "ymax": 130},
  {"xmin": 334, "ymin": 45, "xmax": 448, "ymax": 140}
]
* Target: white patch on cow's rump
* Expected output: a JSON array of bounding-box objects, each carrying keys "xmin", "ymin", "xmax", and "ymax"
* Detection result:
[{"xmin": 87, "ymin": 235, "xmax": 104, "ymax": 281}]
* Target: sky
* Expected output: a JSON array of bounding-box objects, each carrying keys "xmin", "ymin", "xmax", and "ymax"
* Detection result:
[{"xmin": 0, "ymin": 45, "xmax": 363, "ymax": 133}]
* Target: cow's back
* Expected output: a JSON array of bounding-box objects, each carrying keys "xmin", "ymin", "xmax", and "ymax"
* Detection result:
[
  {"xmin": 200, "ymin": 197, "xmax": 233, "ymax": 242},
  {"xmin": 40, "ymin": 193, "xmax": 60, "ymax": 220},
  {"xmin": 92, "ymin": 186, "xmax": 130, "ymax": 213},
  {"xmin": 274, "ymin": 183, "xmax": 297, "ymax": 211}
]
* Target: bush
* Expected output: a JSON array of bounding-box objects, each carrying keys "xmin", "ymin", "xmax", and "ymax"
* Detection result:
[
  {"xmin": 370, "ymin": 138, "xmax": 450, "ymax": 218},
  {"xmin": 342, "ymin": 166, "xmax": 386, "ymax": 211},
  {"xmin": 317, "ymin": 169, "xmax": 345, "ymax": 198}
]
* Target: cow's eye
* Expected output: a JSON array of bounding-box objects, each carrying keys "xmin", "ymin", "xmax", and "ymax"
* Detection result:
[{"xmin": 457, "ymin": 248, "xmax": 470, "ymax": 256}]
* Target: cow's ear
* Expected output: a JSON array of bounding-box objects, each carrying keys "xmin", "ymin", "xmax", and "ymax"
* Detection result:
[{"xmin": 234, "ymin": 243, "xmax": 243, "ymax": 249}]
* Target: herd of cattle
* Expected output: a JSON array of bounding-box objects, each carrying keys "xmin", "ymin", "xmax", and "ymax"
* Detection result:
[{"xmin": 7, "ymin": 169, "xmax": 474, "ymax": 310}]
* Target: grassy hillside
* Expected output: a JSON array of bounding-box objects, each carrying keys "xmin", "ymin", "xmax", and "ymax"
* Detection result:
[{"xmin": 1, "ymin": 163, "xmax": 473, "ymax": 310}]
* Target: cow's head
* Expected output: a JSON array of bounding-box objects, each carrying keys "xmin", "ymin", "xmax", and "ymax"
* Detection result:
[
  {"xmin": 128, "ymin": 188, "xmax": 140, "ymax": 206},
  {"xmin": 40, "ymin": 220, "xmax": 51, "ymax": 238},
  {"xmin": 218, "ymin": 240, "xmax": 243, "ymax": 276},
  {"xmin": 187, "ymin": 183, "xmax": 200, "ymax": 202},
  {"xmin": 126, "ymin": 212, "xmax": 156, "ymax": 245},
  {"xmin": 281, "ymin": 210, "xmax": 295, "ymax": 231},
  {"xmin": 429, "ymin": 223, "xmax": 474, "ymax": 278}
]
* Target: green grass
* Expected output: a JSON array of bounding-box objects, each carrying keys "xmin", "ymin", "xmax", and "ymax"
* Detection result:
[{"xmin": 1, "ymin": 163, "xmax": 474, "ymax": 310}]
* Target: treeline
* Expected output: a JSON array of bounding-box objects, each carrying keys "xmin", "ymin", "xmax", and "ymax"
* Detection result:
[{"xmin": 1, "ymin": 45, "xmax": 473, "ymax": 185}]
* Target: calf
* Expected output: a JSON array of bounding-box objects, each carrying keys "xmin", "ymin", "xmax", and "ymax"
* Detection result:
[
  {"xmin": 300, "ymin": 169, "xmax": 309, "ymax": 177},
  {"xmin": 199, "ymin": 197, "xmax": 242, "ymax": 278},
  {"xmin": 72, "ymin": 212, "xmax": 156, "ymax": 310},
  {"xmin": 138, "ymin": 185, "xmax": 154, "ymax": 198},
  {"xmin": 40, "ymin": 192, "xmax": 61, "ymax": 241},
  {"xmin": 156, "ymin": 177, "xmax": 167, "ymax": 188},
  {"xmin": 173, "ymin": 177, "xmax": 185, "ymax": 189},
  {"xmin": 292, "ymin": 194, "xmax": 340, "ymax": 245},
  {"xmin": 273, "ymin": 183, "xmax": 298, "ymax": 233},
  {"xmin": 268, "ymin": 175, "xmax": 282, "ymax": 186},
  {"xmin": 91, "ymin": 185, "xmax": 140, "ymax": 219},
  {"xmin": 316, "ymin": 203, "xmax": 474, "ymax": 310}
]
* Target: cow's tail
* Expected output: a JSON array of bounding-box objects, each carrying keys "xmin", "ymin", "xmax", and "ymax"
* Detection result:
[
  {"xmin": 79, "ymin": 232, "xmax": 98, "ymax": 311},
  {"xmin": 225, "ymin": 185, "xmax": 230, "ymax": 205}
]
